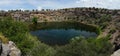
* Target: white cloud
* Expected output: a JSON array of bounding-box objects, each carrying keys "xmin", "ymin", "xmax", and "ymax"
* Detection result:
[
  {"xmin": 0, "ymin": 0, "xmax": 25, "ymax": 5},
  {"xmin": 76, "ymin": 0, "xmax": 120, "ymax": 9},
  {"xmin": 37, "ymin": 6, "xmax": 42, "ymax": 10},
  {"xmin": 27, "ymin": 0, "xmax": 61, "ymax": 9},
  {"xmin": 81, "ymin": 0, "xmax": 90, "ymax": 2}
]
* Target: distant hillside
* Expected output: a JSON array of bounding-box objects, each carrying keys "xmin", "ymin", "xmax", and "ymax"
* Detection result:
[{"xmin": 0, "ymin": 7, "xmax": 120, "ymax": 22}]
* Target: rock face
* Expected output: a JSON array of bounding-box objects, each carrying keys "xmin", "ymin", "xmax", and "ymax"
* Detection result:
[
  {"xmin": 0, "ymin": 41, "xmax": 21, "ymax": 56},
  {"xmin": 111, "ymin": 49, "xmax": 120, "ymax": 56}
]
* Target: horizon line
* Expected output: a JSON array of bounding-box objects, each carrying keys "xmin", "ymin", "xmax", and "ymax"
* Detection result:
[{"xmin": 0, "ymin": 7, "xmax": 120, "ymax": 11}]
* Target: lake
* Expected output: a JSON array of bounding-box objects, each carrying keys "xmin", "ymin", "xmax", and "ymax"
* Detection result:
[{"xmin": 30, "ymin": 22, "xmax": 98, "ymax": 45}]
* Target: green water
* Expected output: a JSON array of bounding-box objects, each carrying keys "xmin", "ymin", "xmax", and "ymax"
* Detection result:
[{"xmin": 30, "ymin": 22, "xmax": 98, "ymax": 45}]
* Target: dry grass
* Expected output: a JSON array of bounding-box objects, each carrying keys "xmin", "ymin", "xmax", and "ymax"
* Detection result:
[{"xmin": 0, "ymin": 33, "xmax": 9, "ymax": 44}]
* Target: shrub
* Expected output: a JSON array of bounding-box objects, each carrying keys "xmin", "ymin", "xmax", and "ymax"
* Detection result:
[
  {"xmin": 55, "ymin": 36, "xmax": 113, "ymax": 56},
  {"xmin": 27, "ymin": 42, "xmax": 55, "ymax": 56},
  {"xmin": 109, "ymin": 28, "xmax": 116, "ymax": 34},
  {"xmin": 0, "ymin": 16, "xmax": 28, "ymax": 38},
  {"xmin": 32, "ymin": 17, "xmax": 38, "ymax": 24}
]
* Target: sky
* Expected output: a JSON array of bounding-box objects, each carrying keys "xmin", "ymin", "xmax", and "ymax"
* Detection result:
[{"xmin": 0, "ymin": 0, "xmax": 120, "ymax": 10}]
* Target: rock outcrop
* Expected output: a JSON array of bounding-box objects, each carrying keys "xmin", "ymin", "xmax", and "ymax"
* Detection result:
[{"xmin": 0, "ymin": 41, "xmax": 21, "ymax": 56}]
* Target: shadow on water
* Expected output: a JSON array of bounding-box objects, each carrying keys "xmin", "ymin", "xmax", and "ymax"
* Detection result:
[{"xmin": 29, "ymin": 22, "xmax": 98, "ymax": 45}]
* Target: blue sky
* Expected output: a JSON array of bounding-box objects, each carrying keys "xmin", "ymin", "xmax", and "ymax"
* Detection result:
[{"xmin": 0, "ymin": 0, "xmax": 120, "ymax": 10}]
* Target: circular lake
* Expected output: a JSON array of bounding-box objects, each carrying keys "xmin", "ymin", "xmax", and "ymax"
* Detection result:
[{"xmin": 30, "ymin": 22, "xmax": 98, "ymax": 45}]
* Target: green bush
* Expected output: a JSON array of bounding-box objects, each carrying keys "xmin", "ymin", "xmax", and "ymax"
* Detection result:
[
  {"xmin": 27, "ymin": 42, "xmax": 55, "ymax": 56},
  {"xmin": 55, "ymin": 36, "xmax": 113, "ymax": 56},
  {"xmin": 0, "ymin": 16, "xmax": 28, "ymax": 38},
  {"xmin": 32, "ymin": 17, "xmax": 38, "ymax": 24}
]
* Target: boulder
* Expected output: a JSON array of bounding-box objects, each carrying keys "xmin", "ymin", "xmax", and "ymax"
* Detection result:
[
  {"xmin": 111, "ymin": 49, "xmax": 120, "ymax": 56},
  {"xmin": 1, "ymin": 43, "xmax": 10, "ymax": 56},
  {"xmin": 8, "ymin": 41, "xmax": 21, "ymax": 56},
  {"xmin": 1, "ymin": 41, "xmax": 21, "ymax": 56}
]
